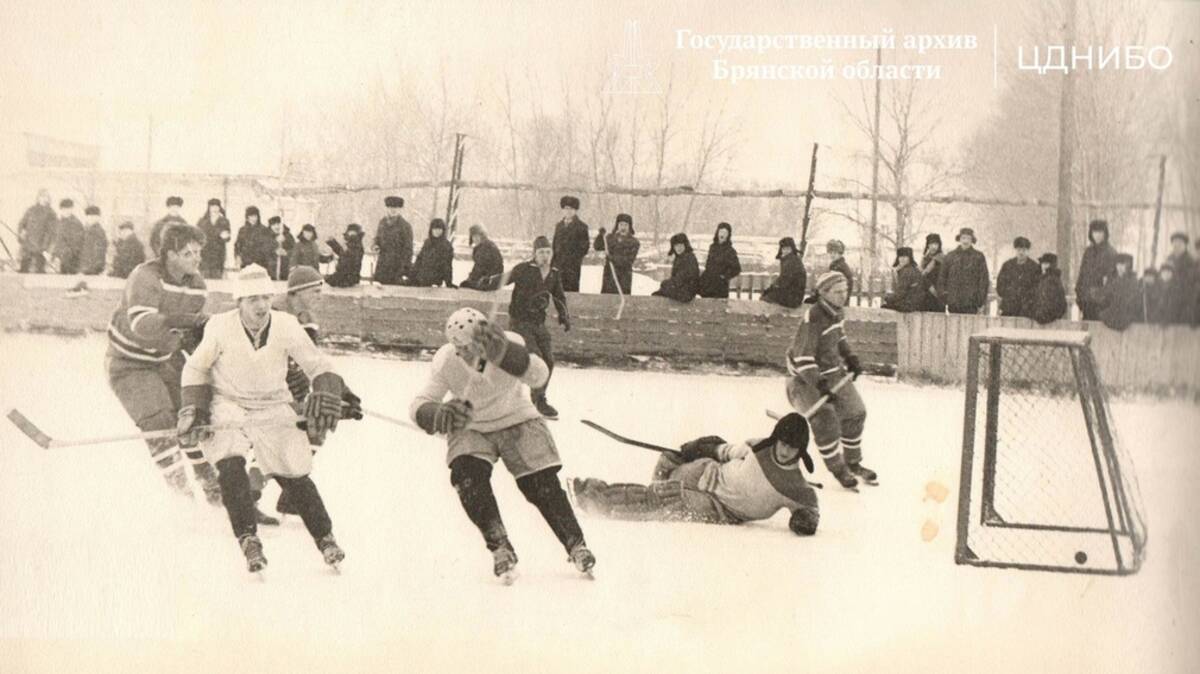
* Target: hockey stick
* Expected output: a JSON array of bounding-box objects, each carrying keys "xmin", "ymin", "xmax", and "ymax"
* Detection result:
[
  {"xmin": 361, "ymin": 407, "xmax": 425, "ymax": 434},
  {"xmin": 607, "ymin": 258, "xmax": 627, "ymax": 320},
  {"xmin": 769, "ymin": 373, "xmax": 855, "ymax": 420},
  {"xmin": 6, "ymin": 408, "xmax": 305, "ymax": 450}
]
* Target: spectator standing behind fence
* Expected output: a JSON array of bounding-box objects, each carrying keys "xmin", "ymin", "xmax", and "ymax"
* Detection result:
[
  {"xmin": 79, "ymin": 206, "xmax": 108, "ymax": 275},
  {"xmin": 919, "ymin": 233, "xmax": 945, "ymax": 312},
  {"xmin": 1075, "ymin": 219, "xmax": 1117, "ymax": 321},
  {"xmin": 595, "ymin": 213, "xmax": 639, "ymax": 295},
  {"xmin": 51, "ymin": 199, "xmax": 84, "ymax": 274},
  {"xmin": 409, "ymin": 218, "xmax": 455, "ymax": 288},
  {"xmin": 761, "ymin": 237, "xmax": 807, "ymax": 308},
  {"xmin": 652, "ymin": 233, "xmax": 700, "ymax": 302},
  {"xmin": 698, "ymin": 222, "xmax": 742, "ymax": 299},
  {"xmin": 551, "ymin": 196, "xmax": 590, "ymax": 293},
  {"xmin": 1099, "ymin": 253, "xmax": 1140, "ymax": 331},
  {"xmin": 507, "ymin": 236, "xmax": 570, "ymax": 420},
  {"xmin": 460, "ymin": 224, "xmax": 504, "ymax": 291},
  {"xmin": 939, "ymin": 227, "xmax": 990, "ymax": 314},
  {"xmin": 1031, "ymin": 253, "xmax": 1067, "ymax": 324},
  {"xmin": 196, "ymin": 198, "xmax": 230, "ymax": 279},
  {"xmin": 1166, "ymin": 232, "xmax": 1194, "ymax": 288},
  {"xmin": 292, "ymin": 224, "xmax": 329, "ymax": 272},
  {"xmin": 325, "ymin": 223, "xmax": 365, "ymax": 288},
  {"xmin": 266, "ymin": 216, "xmax": 294, "ymax": 281},
  {"xmin": 372, "ymin": 195, "xmax": 413, "ymax": 285},
  {"xmin": 17, "ymin": 188, "xmax": 56, "ymax": 273},
  {"xmin": 882, "ymin": 247, "xmax": 924, "ymax": 313},
  {"xmin": 235, "ymin": 206, "xmax": 272, "ymax": 270},
  {"xmin": 110, "ymin": 222, "xmax": 146, "ymax": 279},
  {"xmin": 826, "ymin": 239, "xmax": 855, "ymax": 299},
  {"xmin": 996, "ymin": 237, "xmax": 1039, "ymax": 318},
  {"xmin": 149, "ymin": 196, "xmax": 187, "ymax": 256},
  {"xmin": 1151, "ymin": 262, "xmax": 1189, "ymax": 325}
]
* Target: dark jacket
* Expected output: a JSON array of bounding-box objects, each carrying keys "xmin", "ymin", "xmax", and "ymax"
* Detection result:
[
  {"xmin": 1076, "ymin": 241, "xmax": 1117, "ymax": 312},
  {"xmin": 761, "ymin": 252, "xmax": 807, "ymax": 308},
  {"xmin": 79, "ymin": 223, "xmax": 109, "ymax": 275},
  {"xmin": 1099, "ymin": 273, "xmax": 1141, "ymax": 331},
  {"xmin": 829, "ymin": 257, "xmax": 855, "ymax": 298},
  {"xmin": 653, "ymin": 235, "xmax": 700, "ymax": 303},
  {"xmin": 551, "ymin": 217, "xmax": 590, "ymax": 292},
  {"xmin": 410, "ymin": 224, "xmax": 456, "ymax": 287},
  {"xmin": 1149, "ymin": 278, "xmax": 1190, "ymax": 325},
  {"xmin": 149, "ymin": 214, "xmax": 188, "ymax": 256},
  {"xmin": 110, "ymin": 235, "xmax": 147, "ymax": 279},
  {"xmin": 52, "ymin": 215, "xmax": 85, "ymax": 273},
  {"xmin": 1167, "ymin": 251, "xmax": 1195, "ymax": 286},
  {"xmin": 939, "ymin": 246, "xmax": 990, "ymax": 312},
  {"xmin": 883, "ymin": 262, "xmax": 925, "ymax": 313},
  {"xmin": 373, "ymin": 215, "xmax": 413, "ymax": 285},
  {"xmin": 196, "ymin": 212, "xmax": 230, "ymax": 277},
  {"xmin": 920, "ymin": 250, "xmax": 945, "ymax": 312},
  {"xmin": 996, "ymin": 256, "xmax": 1040, "ymax": 317},
  {"xmin": 507, "ymin": 260, "xmax": 569, "ymax": 327},
  {"xmin": 325, "ymin": 233, "xmax": 364, "ymax": 288},
  {"xmin": 1031, "ymin": 268, "xmax": 1068, "ymax": 325},
  {"xmin": 17, "ymin": 203, "xmax": 57, "ymax": 254},
  {"xmin": 595, "ymin": 229, "xmax": 640, "ymax": 295},
  {"xmin": 461, "ymin": 227, "xmax": 504, "ymax": 290},
  {"xmin": 266, "ymin": 225, "xmax": 295, "ymax": 280},
  {"xmin": 698, "ymin": 228, "xmax": 742, "ymax": 299},
  {"xmin": 235, "ymin": 222, "xmax": 274, "ymax": 270},
  {"xmin": 292, "ymin": 225, "xmax": 328, "ymax": 271}
]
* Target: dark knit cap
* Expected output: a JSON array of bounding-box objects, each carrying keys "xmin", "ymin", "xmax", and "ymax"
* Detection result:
[
  {"xmin": 1013, "ymin": 236, "xmax": 1031, "ymax": 249},
  {"xmin": 385, "ymin": 196, "xmax": 404, "ymax": 208},
  {"xmin": 533, "ymin": 235, "xmax": 552, "ymax": 251},
  {"xmin": 84, "ymin": 205, "xmax": 100, "ymax": 216},
  {"xmin": 166, "ymin": 196, "xmax": 183, "ymax": 207},
  {"xmin": 59, "ymin": 198, "xmax": 74, "ymax": 209},
  {"xmin": 560, "ymin": 195, "xmax": 580, "ymax": 210}
]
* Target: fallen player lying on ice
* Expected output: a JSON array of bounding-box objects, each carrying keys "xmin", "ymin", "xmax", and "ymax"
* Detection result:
[{"xmin": 569, "ymin": 413, "xmax": 821, "ymax": 536}]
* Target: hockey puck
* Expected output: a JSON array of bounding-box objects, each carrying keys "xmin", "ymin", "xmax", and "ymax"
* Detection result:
[{"xmin": 1074, "ymin": 551, "xmax": 1088, "ymax": 565}]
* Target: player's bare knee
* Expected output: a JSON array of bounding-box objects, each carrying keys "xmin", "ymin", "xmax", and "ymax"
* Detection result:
[{"xmin": 789, "ymin": 506, "xmax": 819, "ymax": 536}]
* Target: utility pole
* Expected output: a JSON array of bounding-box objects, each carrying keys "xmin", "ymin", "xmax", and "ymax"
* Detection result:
[
  {"xmin": 1150, "ymin": 154, "xmax": 1167, "ymax": 266},
  {"xmin": 869, "ymin": 46, "xmax": 883, "ymax": 274},
  {"xmin": 1055, "ymin": 0, "xmax": 1077, "ymax": 286}
]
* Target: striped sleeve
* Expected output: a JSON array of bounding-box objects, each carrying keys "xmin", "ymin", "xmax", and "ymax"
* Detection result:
[
  {"xmin": 125, "ymin": 267, "xmax": 167, "ymax": 341},
  {"xmin": 785, "ymin": 307, "xmax": 820, "ymax": 379}
]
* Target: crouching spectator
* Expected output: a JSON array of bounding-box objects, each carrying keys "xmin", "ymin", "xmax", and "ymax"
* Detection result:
[
  {"xmin": 882, "ymin": 247, "xmax": 924, "ymax": 313},
  {"xmin": 325, "ymin": 223, "xmax": 365, "ymax": 288},
  {"xmin": 595, "ymin": 213, "xmax": 640, "ymax": 295},
  {"xmin": 652, "ymin": 233, "xmax": 699, "ymax": 303},
  {"xmin": 697, "ymin": 222, "xmax": 741, "ymax": 299},
  {"xmin": 459, "ymin": 224, "xmax": 504, "ymax": 291},
  {"xmin": 1031, "ymin": 253, "xmax": 1067, "ymax": 324},
  {"xmin": 1099, "ymin": 253, "xmax": 1140, "ymax": 331},
  {"xmin": 409, "ymin": 218, "xmax": 456, "ymax": 288},
  {"xmin": 761, "ymin": 237, "xmax": 807, "ymax": 308}
]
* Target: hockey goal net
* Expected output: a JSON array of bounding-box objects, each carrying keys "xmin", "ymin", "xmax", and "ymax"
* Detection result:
[{"xmin": 955, "ymin": 328, "xmax": 1147, "ymax": 575}]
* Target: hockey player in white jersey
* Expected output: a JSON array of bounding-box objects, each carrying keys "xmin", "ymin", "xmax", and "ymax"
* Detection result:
[
  {"xmin": 178, "ymin": 265, "xmax": 354, "ymax": 573},
  {"xmin": 570, "ymin": 413, "xmax": 821, "ymax": 536},
  {"xmin": 410, "ymin": 307, "xmax": 595, "ymax": 583}
]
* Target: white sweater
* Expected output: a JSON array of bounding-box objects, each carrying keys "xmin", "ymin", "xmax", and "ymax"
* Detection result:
[
  {"xmin": 182, "ymin": 310, "xmax": 333, "ymax": 409},
  {"xmin": 409, "ymin": 334, "xmax": 549, "ymax": 434}
]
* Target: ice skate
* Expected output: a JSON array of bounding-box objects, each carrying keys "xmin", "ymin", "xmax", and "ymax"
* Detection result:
[
  {"xmin": 239, "ymin": 534, "xmax": 268, "ymax": 574},
  {"xmin": 534, "ymin": 397, "xmax": 559, "ymax": 420},
  {"xmin": 567, "ymin": 542, "xmax": 596, "ymax": 579},
  {"xmin": 492, "ymin": 545, "xmax": 519, "ymax": 585},
  {"xmin": 832, "ymin": 467, "xmax": 860, "ymax": 492},
  {"xmin": 316, "ymin": 533, "xmax": 345, "ymax": 571},
  {"xmin": 849, "ymin": 463, "xmax": 878, "ymax": 486}
]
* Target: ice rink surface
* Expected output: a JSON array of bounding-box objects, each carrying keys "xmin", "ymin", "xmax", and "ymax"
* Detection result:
[{"xmin": 1, "ymin": 332, "xmax": 1197, "ymax": 673}]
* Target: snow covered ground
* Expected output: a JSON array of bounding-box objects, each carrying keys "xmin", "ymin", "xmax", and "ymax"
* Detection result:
[{"xmin": 1, "ymin": 332, "xmax": 1197, "ymax": 673}]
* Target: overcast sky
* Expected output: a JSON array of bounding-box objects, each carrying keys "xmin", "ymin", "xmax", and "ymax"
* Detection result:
[{"xmin": 0, "ymin": 0, "xmax": 1192, "ymax": 185}]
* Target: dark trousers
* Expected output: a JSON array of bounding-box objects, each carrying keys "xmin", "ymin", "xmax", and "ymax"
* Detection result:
[
  {"xmin": 510, "ymin": 319, "xmax": 554, "ymax": 401},
  {"xmin": 19, "ymin": 250, "xmax": 45, "ymax": 273}
]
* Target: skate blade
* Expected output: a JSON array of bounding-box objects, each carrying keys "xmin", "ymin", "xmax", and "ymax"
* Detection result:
[
  {"xmin": 580, "ymin": 570, "xmax": 595, "ymax": 581},
  {"xmin": 498, "ymin": 569, "xmax": 518, "ymax": 586},
  {"xmin": 328, "ymin": 563, "xmax": 342, "ymax": 575},
  {"xmin": 251, "ymin": 569, "xmax": 267, "ymax": 582}
]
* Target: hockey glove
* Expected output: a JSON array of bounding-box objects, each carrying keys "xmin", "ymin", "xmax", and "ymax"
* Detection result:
[
  {"xmin": 415, "ymin": 400, "xmax": 473, "ymax": 435},
  {"xmin": 286, "ymin": 360, "xmax": 311, "ymax": 402},
  {"xmin": 474, "ymin": 320, "xmax": 510, "ymax": 364},
  {"xmin": 844, "ymin": 354, "xmax": 862, "ymax": 380},
  {"xmin": 177, "ymin": 384, "xmax": 214, "ymax": 448},
  {"xmin": 679, "ymin": 435, "xmax": 728, "ymax": 462},
  {"xmin": 340, "ymin": 388, "xmax": 363, "ymax": 421},
  {"xmin": 304, "ymin": 372, "xmax": 346, "ymax": 439},
  {"xmin": 816, "ymin": 378, "xmax": 838, "ymax": 403}
]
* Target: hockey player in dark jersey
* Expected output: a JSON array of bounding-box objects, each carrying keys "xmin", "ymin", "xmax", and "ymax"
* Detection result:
[
  {"xmin": 505, "ymin": 236, "xmax": 570, "ymax": 419},
  {"xmin": 569, "ymin": 413, "xmax": 820, "ymax": 536},
  {"xmin": 785, "ymin": 271, "xmax": 874, "ymax": 490},
  {"xmin": 105, "ymin": 224, "xmax": 221, "ymax": 502}
]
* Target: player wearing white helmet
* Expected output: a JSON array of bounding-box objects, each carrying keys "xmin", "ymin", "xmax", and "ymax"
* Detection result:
[{"xmin": 409, "ymin": 307, "xmax": 596, "ymax": 583}]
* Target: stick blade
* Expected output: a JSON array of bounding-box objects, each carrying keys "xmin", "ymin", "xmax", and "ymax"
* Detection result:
[{"xmin": 6, "ymin": 408, "xmax": 54, "ymax": 449}]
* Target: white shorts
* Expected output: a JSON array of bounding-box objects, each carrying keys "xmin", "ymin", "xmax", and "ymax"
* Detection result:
[{"xmin": 202, "ymin": 399, "xmax": 313, "ymax": 478}]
